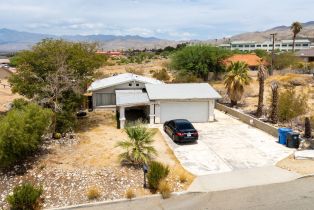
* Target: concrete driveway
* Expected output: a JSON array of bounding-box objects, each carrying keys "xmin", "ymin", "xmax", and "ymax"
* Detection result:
[{"xmin": 158, "ymin": 110, "xmax": 293, "ymax": 176}]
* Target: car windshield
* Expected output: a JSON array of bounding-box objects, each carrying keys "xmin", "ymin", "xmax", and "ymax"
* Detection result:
[{"xmin": 176, "ymin": 122, "xmax": 193, "ymax": 130}]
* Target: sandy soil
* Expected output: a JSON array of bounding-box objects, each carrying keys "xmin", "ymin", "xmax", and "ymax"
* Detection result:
[
  {"xmin": 0, "ymin": 79, "xmax": 21, "ymax": 112},
  {"xmin": 277, "ymin": 155, "xmax": 314, "ymax": 175}
]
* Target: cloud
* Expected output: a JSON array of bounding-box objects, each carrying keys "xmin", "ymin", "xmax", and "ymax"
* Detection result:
[{"xmin": 0, "ymin": 0, "xmax": 313, "ymax": 40}]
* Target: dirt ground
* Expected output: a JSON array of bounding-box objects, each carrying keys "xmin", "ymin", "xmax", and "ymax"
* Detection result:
[
  {"xmin": 277, "ymin": 155, "xmax": 314, "ymax": 175},
  {"xmin": 0, "ymin": 79, "xmax": 21, "ymax": 112}
]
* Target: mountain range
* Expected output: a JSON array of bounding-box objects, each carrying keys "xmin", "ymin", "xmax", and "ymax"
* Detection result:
[{"xmin": 1, "ymin": 21, "xmax": 314, "ymax": 52}]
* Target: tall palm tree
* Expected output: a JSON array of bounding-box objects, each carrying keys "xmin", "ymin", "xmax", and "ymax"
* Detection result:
[
  {"xmin": 116, "ymin": 123, "xmax": 157, "ymax": 165},
  {"xmin": 290, "ymin": 22, "xmax": 303, "ymax": 52},
  {"xmin": 224, "ymin": 61, "xmax": 252, "ymax": 107},
  {"xmin": 270, "ymin": 81, "xmax": 279, "ymax": 124},
  {"xmin": 256, "ymin": 63, "xmax": 267, "ymax": 117}
]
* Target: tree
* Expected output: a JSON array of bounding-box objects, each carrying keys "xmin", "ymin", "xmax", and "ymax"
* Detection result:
[
  {"xmin": 224, "ymin": 61, "xmax": 252, "ymax": 106},
  {"xmin": 171, "ymin": 44, "xmax": 231, "ymax": 80},
  {"xmin": 304, "ymin": 117, "xmax": 312, "ymax": 138},
  {"xmin": 290, "ymin": 22, "xmax": 303, "ymax": 52},
  {"xmin": 9, "ymin": 39, "xmax": 105, "ymax": 133},
  {"xmin": 256, "ymin": 64, "xmax": 267, "ymax": 117},
  {"xmin": 266, "ymin": 52, "xmax": 300, "ymax": 70},
  {"xmin": 116, "ymin": 123, "xmax": 157, "ymax": 165},
  {"xmin": 0, "ymin": 103, "xmax": 52, "ymax": 167},
  {"xmin": 270, "ymin": 82, "xmax": 279, "ymax": 124}
]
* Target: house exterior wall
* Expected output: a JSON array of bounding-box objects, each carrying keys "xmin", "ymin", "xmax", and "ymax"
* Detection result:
[{"xmin": 92, "ymin": 81, "xmax": 146, "ymax": 109}]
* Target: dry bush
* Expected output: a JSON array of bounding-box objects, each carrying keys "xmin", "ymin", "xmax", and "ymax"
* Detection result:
[
  {"xmin": 86, "ymin": 186, "xmax": 101, "ymax": 200},
  {"xmin": 126, "ymin": 67, "xmax": 144, "ymax": 75},
  {"xmin": 266, "ymin": 74, "xmax": 312, "ymax": 87},
  {"xmin": 125, "ymin": 188, "xmax": 136, "ymax": 200},
  {"xmin": 173, "ymin": 167, "xmax": 193, "ymax": 183},
  {"xmin": 152, "ymin": 69, "xmax": 170, "ymax": 81},
  {"xmin": 158, "ymin": 180, "xmax": 172, "ymax": 199}
]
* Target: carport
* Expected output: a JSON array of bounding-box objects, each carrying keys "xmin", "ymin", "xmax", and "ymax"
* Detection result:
[{"xmin": 115, "ymin": 90, "xmax": 154, "ymax": 128}]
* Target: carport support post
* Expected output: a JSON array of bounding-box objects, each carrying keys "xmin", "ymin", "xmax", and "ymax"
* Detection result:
[
  {"xmin": 149, "ymin": 103, "xmax": 154, "ymax": 125},
  {"xmin": 119, "ymin": 106, "xmax": 126, "ymax": 129},
  {"xmin": 209, "ymin": 100, "xmax": 215, "ymax": 121}
]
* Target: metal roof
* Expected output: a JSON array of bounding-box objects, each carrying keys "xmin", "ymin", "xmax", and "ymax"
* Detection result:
[
  {"xmin": 145, "ymin": 83, "xmax": 221, "ymax": 100},
  {"xmin": 115, "ymin": 90, "xmax": 150, "ymax": 106},
  {"xmin": 87, "ymin": 73, "xmax": 163, "ymax": 91}
]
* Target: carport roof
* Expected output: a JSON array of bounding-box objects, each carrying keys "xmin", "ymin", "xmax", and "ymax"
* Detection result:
[
  {"xmin": 115, "ymin": 90, "xmax": 150, "ymax": 106},
  {"xmin": 145, "ymin": 83, "xmax": 221, "ymax": 100}
]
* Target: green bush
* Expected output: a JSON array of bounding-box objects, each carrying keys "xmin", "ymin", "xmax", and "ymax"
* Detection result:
[
  {"xmin": 0, "ymin": 103, "xmax": 52, "ymax": 167},
  {"xmin": 152, "ymin": 69, "xmax": 170, "ymax": 81},
  {"xmin": 11, "ymin": 98, "xmax": 29, "ymax": 110},
  {"xmin": 147, "ymin": 161, "xmax": 169, "ymax": 191},
  {"xmin": 7, "ymin": 183, "xmax": 43, "ymax": 210},
  {"xmin": 278, "ymin": 88, "xmax": 308, "ymax": 123}
]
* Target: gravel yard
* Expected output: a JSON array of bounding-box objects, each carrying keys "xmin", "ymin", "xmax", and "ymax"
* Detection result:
[{"xmin": 0, "ymin": 111, "xmax": 193, "ymax": 209}]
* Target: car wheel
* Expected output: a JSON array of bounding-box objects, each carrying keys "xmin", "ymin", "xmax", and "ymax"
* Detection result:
[{"xmin": 172, "ymin": 134, "xmax": 176, "ymax": 142}]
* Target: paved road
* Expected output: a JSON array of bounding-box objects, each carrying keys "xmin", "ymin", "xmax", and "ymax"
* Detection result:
[
  {"xmin": 72, "ymin": 176, "xmax": 314, "ymax": 210},
  {"xmin": 158, "ymin": 110, "xmax": 293, "ymax": 176}
]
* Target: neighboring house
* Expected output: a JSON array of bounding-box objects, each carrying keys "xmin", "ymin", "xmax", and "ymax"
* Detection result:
[
  {"xmin": 224, "ymin": 54, "xmax": 266, "ymax": 70},
  {"xmin": 87, "ymin": 73, "xmax": 221, "ymax": 128},
  {"xmin": 295, "ymin": 49, "xmax": 314, "ymax": 62},
  {"xmin": 0, "ymin": 68, "xmax": 13, "ymax": 79}
]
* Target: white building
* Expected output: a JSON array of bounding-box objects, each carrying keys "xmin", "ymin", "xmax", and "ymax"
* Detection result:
[
  {"xmin": 220, "ymin": 39, "xmax": 311, "ymax": 52},
  {"xmin": 87, "ymin": 73, "xmax": 221, "ymax": 128}
]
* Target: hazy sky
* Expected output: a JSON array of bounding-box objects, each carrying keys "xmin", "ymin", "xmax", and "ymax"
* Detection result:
[{"xmin": 0, "ymin": 0, "xmax": 313, "ymax": 40}]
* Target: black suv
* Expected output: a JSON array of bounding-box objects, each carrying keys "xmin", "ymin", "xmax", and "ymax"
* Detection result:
[{"xmin": 163, "ymin": 119, "xmax": 198, "ymax": 143}]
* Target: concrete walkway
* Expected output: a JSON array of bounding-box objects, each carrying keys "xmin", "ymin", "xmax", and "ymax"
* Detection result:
[
  {"xmin": 157, "ymin": 110, "xmax": 293, "ymax": 176},
  {"xmin": 188, "ymin": 166, "xmax": 301, "ymax": 192}
]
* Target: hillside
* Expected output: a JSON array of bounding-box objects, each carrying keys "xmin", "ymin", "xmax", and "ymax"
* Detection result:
[
  {"xmin": 226, "ymin": 21, "xmax": 314, "ymax": 42},
  {"xmin": 0, "ymin": 28, "xmax": 178, "ymax": 52}
]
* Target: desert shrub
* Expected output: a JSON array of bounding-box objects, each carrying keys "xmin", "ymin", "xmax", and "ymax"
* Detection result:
[
  {"xmin": 172, "ymin": 72, "xmax": 203, "ymax": 83},
  {"xmin": 278, "ymin": 88, "xmax": 308, "ymax": 123},
  {"xmin": 7, "ymin": 183, "xmax": 43, "ymax": 210},
  {"xmin": 152, "ymin": 69, "xmax": 170, "ymax": 81},
  {"xmin": 0, "ymin": 103, "xmax": 53, "ymax": 167},
  {"xmin": 126, "ymin": 67, "xmax": 144, "ymax": 75},
  {"xmin": 125, "ymin": 188, "xmax": 136, "ymax": 200},
  {"xmin": 86, "ymin": 186, "xmax": 101, "ymax": 200},
  {"xmin": 158, "ymin": 180, "xmax": 172, "ymax": 199},
  {"xmin": 147, "ymin": 161, "xmax": 169, "ymax": 191},
  {"xmin": 11, "ymin": 98, "xmax": 29, "ymax": 110}
]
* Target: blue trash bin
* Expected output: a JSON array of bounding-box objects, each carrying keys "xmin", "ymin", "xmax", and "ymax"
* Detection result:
[{"xmin": 278, "ymin": 128, "xmax": 292, "ymax": 145}]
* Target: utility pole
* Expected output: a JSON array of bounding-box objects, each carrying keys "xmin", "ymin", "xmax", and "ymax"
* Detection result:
[{"xmin": 270, "ymin": 33, "xmax": 277, "ymax": 76}]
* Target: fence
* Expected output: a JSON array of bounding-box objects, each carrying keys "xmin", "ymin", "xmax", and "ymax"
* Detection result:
[{"xmin": 215, "ymin": 103, "xmax": 279, "ymax": 137}]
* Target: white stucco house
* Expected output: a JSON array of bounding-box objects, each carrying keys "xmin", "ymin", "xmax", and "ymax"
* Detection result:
[{"xmin": 87, "ymin": 73, "xmax": 221, "ymax": 128}]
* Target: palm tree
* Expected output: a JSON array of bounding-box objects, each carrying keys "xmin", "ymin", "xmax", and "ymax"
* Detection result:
[
  {"xmin": 116, "ymin": 123, "xmax": 157, "ymax": 165},
  {"xmin": 270, "ymin": 81, "xmax": 279, "ymax": 124},
  {"xmin": 290, "ymin": 22, "xmax": 303, "ymax": 52},
  {"xmin": 256, "ymin": 63, "xmax": 267, "ymax": 117},
  {"xmin": 224, "ymin": 61, "xmax": 252, "ymax": 107}
]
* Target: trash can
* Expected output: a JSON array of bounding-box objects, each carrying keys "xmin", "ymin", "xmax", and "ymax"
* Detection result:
[
  {"xmin": 286, "ymin": 132, "xmax": 300, "ymax": 148},
  {"xmin": 278, "ymin": 128, "xmax": 292, "ymax": 145}
]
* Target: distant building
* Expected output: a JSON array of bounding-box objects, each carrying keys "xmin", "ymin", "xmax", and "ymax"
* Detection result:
[
  {"xmin": 220, "ymin": 39, "xmax": 311, "ymax": 52},
  {"xmin": 295, "ymin": 49, "xmax": 314, "ymax": 62},
  {"xmin": 96, "ymin": 51, "xmax": 123, "ymax": 57},
  {"xmin": 224, "ymin": 54, "xmax": 267, "ymax": 70}
]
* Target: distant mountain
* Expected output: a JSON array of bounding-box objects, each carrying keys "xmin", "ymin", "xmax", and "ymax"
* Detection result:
[
  {"xmin": 223, "ymin": 21, "xmax": 314, "ymax": 43},
  {"xmin": 0, "ymin": 28, "xmax": 177, "ymax": 52}
]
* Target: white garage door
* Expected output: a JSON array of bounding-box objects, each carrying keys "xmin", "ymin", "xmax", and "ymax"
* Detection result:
[{"xmin": 160, "ymin": 101, "xmax": 209, "ymax": 123}]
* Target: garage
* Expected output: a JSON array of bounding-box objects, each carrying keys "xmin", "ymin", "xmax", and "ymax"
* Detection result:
[{"xmin": 160, "ymin": 101, "xmax": 209, "ymax": 123}]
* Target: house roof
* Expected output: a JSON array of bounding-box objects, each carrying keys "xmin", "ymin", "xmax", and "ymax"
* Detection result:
[
  {"xmin": 145, "ymin": 83, "xmax": 221, "ymax": 100},
  {"xmin": 115, "ymin": 90, "xmax": 150, "ymax": 106},
  {"xmin": 295, "ymin": 49, "xmax": 314, "ymax": 57},
  {"xmin": 224, "ymin": 54, "xmax": 265, "ymax": 67},
  {"xmin": 87, "ymin": 73, "xmax": 163, "ymax": 91}
]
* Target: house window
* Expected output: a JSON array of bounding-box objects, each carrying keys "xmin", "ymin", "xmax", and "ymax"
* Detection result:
[
  {"xmin": 128, "ymin": 83, "xmax": 132, "ymax": 86},
  {"xmin": 303, "ymin": 44, "xmax": 309, "ymax": 47},
  {"xmin": 282, "ymin": 44, "xmax": 287, "ymax": 47},
  {"xmin": 296, "ymin": 44, "xmax": 301, "ymax": 47},
  {"xmin": 238, "ymin": 45, "xmax": 243, "ymax": 47},
  {"xmin": 250, "ymin": 45, "xmax": 255, "ymax": 47},
  {"xmin": 136, "ymin": 83, "xmax": 140, "ymax": 86},
  {"xmin": 245, "ymin": 45, "xmax": 250, "ymax": 47},
  {"xmin": 263, "ymin": 45, "xmax": 267, "ymax": 47},
  {"xmin": 95, "ymin": 93, "xmax": 115, "ymax": 106},
  {"xmin": 256, "ymin": 45, "xmax": 261, "ymax": 47}
]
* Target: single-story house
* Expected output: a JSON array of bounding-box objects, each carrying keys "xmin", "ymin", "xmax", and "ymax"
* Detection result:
[
  {"xmin": 87, "ymin": 73, "xmax": 221, "ymax": 128},
  {"xmin": 224, "ymin": 54, "xmax": 267, "ymax": 70},
  {"xmin": 295, "ymin": 49, "xmax": 314, "ymax": 62}
]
